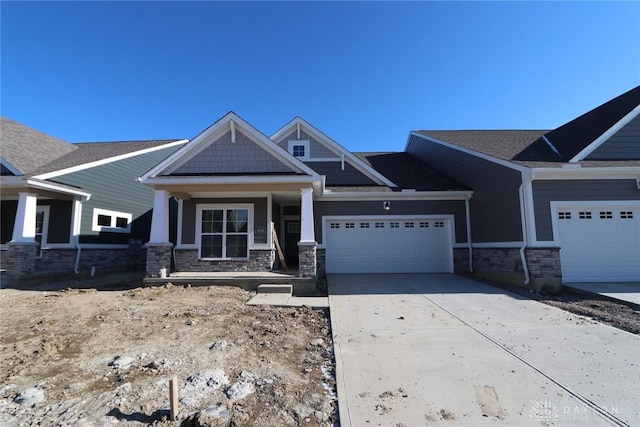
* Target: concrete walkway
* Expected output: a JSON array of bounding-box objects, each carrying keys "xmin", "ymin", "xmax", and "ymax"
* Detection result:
[
  {"xmin": 565, "ymin": 282, "xmax": 640, "ymax": 305},
  {"xmin": 328, "ymin": 274, "xmax": 639, "ymax": 426}
]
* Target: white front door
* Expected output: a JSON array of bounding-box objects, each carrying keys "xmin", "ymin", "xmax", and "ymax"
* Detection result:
[
  {"xmin": 553, "ymin": 203, "xmax": 640, "ymax": 282},
  {"xmin": 325, "ymin": 216, "xmax": 454, "ymax": 274}
]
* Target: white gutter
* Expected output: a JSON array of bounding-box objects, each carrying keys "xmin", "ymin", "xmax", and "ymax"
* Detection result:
[
  {"xmin": 319, "ymin": 190, "xmax": 474, "ymax": 201},
  {"xmin": 518, "ymin": 172, "xmax": 534, "ymax": 286},
  {"xmin": 464, "ymin": 195, "xmax": 473, "ymax": 272}
]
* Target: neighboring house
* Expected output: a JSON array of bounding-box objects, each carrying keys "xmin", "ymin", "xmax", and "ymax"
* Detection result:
[
  {"xmin": 1, "ymin": 117, "xmax": 187, "ymax": 278},
  {"xmin": 407, "ymin": 86, "xmax": 640, "ymax": 288},
  {"xmin": 141, "ymin": 113, "xmax": 473, "ymax": 280}
]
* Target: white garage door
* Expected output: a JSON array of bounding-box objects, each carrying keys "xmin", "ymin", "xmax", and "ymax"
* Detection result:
[
  {"xmin": 554, "ymin": 203, "xmax": 640, "ymax": 282},
  {"xmin": 325, "ymin": 217, "xmax": 454, "ymax": 274}
]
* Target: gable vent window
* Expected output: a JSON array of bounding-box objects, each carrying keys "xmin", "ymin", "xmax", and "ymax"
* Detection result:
[
  {"xmin": 374, "ymin": 222, "xmax": 385, "ymax": 228},
  {"xmin": 558, "ymin": 212, "xmax": 571, "ymax": 220},
  {"xmin": 287, "ymin": 140, "xmax": 310, "ymax": 160},
  {"xmin": 330, "ymin": 223, "xmax": 340, "ymax": 229},
  {"xmin": 434, "ymin": 221, "xmax": 445, "ymax": 228},
  {"xmin": 390, "ymin": 222, "xmax": 399, "ymax": 228},
  {"xmin": 419, "ymin": 222, "xmax": 429, "ymax": 228},
  {"xmin": 599, "ymin": 211, "xmax": 613, "ymax": 219},
  {"xmin": 579, "ymin": 212, "xmax": 592, "ymax": 219},
  {"xmin": 360, "ymin": 222, "xmax": 370, "ymax": 229},
  {"xmin": 404, "ymin": 222, "xmax": 414, "ymax": 228},
  {"xmin": 620, "ymin": 211, "xmax": 634, "ymax": 219},
  {"xmin": 345, "ymin": 222, "xmax": 355, "ymax": 229},
  {"xmin": 92, "ymin": 208, "xmax": 132, "ymax": 233}
]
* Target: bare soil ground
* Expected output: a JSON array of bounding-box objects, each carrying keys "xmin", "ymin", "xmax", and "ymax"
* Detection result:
[
  {"xmin": 490, "ymin": 282, "xmax": 640, "ymax": 335},
  {"xmin": 0, "ymin": 273, "xmax": 336, "ymax": 426}
]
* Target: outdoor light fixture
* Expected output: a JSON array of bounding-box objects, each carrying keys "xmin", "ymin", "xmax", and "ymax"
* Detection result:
[{"xmin": 383, "ymin": 201, "xmax": 391, "ymax": 211}]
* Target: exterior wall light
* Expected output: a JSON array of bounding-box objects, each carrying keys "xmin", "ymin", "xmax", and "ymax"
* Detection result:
[{"xmin": 383, "ymin": 201, "xmax": 391, "ymax": 211}]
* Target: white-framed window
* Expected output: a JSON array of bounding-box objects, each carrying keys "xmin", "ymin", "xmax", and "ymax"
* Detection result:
[
  {"xmin": 197, "ymin": 204, "xmax": 252, "ymax": 260},
  {"xmin": 35, "ymin": 206, "xmax": 50, "ymax": 258},
  {"xmin": 288, "ymin": 140, "xmax": 310, "ymax": 160},
  {"xmin": 92, "ymin": 208, "xmax": 132, "ymax": 233}
]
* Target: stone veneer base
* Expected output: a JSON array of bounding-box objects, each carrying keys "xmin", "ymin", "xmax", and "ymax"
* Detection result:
[{"xmin": 174, "ymin": 249, "xmax": 275, "ymax": 273}]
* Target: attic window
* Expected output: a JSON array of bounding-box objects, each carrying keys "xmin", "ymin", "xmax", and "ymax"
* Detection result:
[{"xmin": 288, "ymin": 140, "xmax": 310, "ymax": 160}]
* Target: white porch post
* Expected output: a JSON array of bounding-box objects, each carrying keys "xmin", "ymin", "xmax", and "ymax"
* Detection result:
[
  {"xmin": 148, "ymin": 190, "xmax": 170, "ymax": 244},
  {"xmin": 300, "ymin": 187, "xmax": 315, "ymax": 243},
  {"xmin": 11, "ymin": 192, "xmax": 38, "ymax": 243},
  {"xmin": 298, "ymin": 187, "xmax": 317, "ymax": 278}
]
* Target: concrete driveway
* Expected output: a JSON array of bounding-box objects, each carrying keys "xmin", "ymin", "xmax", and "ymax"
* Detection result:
[{"xmin": 328, "ymin": 274, "xmax": 639, "ymax": 426}]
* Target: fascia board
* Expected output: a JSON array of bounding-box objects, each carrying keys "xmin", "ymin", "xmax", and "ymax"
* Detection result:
[
  {"xmin": 143, "ymin": 175, "xmax": 320, "ymax": 185},
  {"xmin": 0, "ymin": 157, "xmax": 22, "ymax": 175},
  {"xmin": 33, "ymin": 139, "xmax": 188, "ymax": 180},
  {"xmin": 272, "ymin": 117, "xmax": 397, "ymax": 188},
  {"xmin": 1, "ymin": 177, "xmax": 91, "ymax": 199},
  {"xmin": 409, "ymin": 131, "xmax": 530, "ymax": 174},
  {"xmin": 317, "ymin": 190, "xmax": 473, "ymax": 201},
  {"xmin": 532, "ymin": 167, "xmax": 640, "ymax": 180},
  {"xmin": 569, "ymin": 105, "xmax": 640, "ymax": 163}
]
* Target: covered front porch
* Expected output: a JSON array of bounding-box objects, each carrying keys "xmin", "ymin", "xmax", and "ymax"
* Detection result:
[{"xmin": 144, "ymin": 183, "xmax": 320, "ymax": 281}]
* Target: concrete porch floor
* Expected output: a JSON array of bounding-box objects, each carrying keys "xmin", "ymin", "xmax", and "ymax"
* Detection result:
[{"xmin": 142, "ymin": 269, "xmax": 319, "ymax": 295}]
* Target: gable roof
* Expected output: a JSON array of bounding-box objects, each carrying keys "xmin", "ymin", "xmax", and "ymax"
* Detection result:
[
  {"xmin": 142, "ymin": 112, "xmax": 321, "ymax": 182},
  {"xmin": 1, "ymin": 117, "xmax": 77, "ymax": 175},
  {"xmin": 356, "ymin": 152, "xmax": 469, "ymax": 191},
  {"xmin": 271, "ymin": 117, "xmax": 397, "ymax": 187},
  {"xmin": 416, "ymin": 85, "xmax": 640, "ymax": 169}
]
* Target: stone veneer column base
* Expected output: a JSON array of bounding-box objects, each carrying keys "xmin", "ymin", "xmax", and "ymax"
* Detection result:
[
  {"xmin": 298, "ymin": 241, "xmax": 317, "ymax": 279},
  {"xmin": 5, "ymin": 242, "xmax": 38, "ymax": 278},
  {"xmin": 146, "ymin": 243, "xmax": 173, "ymax": 278}
]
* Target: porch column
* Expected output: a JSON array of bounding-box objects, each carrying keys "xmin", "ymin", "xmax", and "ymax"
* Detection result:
[
  {"xmin": 298, "ymin": 187, "xmax": 317, "ymax": 279},
  {"xmin": 7, "ymin": 192, "xmax": 38, "ymax": 277},
  {"xmin": 11, "ymin": 192, "xmax": 37, "ymax": 243},
  {"xmin": 146, "ymin": 190, "xmax": 172, "ymax": 278}
]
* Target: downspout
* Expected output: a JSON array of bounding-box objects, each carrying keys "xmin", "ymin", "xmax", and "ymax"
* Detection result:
[
  {"xmin": 518, "ymin": 172, "xmax": 533, "ymax": 286},
  {"xmin": 464, "ymin": 195, "xmax": 473, "ymax": 272},
  {"xmin": 74, "ymin": 244, "xmax": 82, "ymax": 274}
]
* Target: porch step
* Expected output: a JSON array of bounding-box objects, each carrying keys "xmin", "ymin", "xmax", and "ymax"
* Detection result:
[{"xmin": 257, "ymin": 284, "xmax": 293, "ymax": 295}]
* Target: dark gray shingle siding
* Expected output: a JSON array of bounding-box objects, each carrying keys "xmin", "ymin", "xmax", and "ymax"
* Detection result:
[{"xmin": 305, "ymin": 161, "xmax": 377, "ymax": 186}]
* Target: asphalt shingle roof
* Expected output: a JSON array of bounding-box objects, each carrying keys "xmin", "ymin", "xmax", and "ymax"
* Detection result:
[
  {"xmin": 356, "ymin": 152, "xmax": 470, "ymax": 191},
  {"xmin": 1, "ymin": 117, "xmax": 77, "ymax": 174},
  {"xmin": 417, "ymin": 86, "xmax": 640, "ymax": 168}
]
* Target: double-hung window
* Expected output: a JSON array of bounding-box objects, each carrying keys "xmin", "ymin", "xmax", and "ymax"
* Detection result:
[{"xmin": 199, "ymin": 206, "xmax": 251, "ymax": 259}]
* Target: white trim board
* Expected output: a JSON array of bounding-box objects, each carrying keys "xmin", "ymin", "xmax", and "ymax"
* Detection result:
[
  {"xmin": 34, "ymin": 139, "xmax": 188, "ymax": 180},
  {"xmin": 569, "ymin": 105, "xmax": 640, "ymax": 163}
]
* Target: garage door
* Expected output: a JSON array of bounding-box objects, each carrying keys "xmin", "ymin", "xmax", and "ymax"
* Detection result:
[
  {"xmin": 325, "ymin": 217, "xmax": 454, "ymax": 274},
  {"xmin": 554, "ymin": 204, "xmax": 640, "ymax": 282}
]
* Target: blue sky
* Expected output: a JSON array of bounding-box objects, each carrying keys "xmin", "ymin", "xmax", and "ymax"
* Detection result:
[{"xmin": 2, "ymin": 1, "xmax": 639, "ymax": 151}]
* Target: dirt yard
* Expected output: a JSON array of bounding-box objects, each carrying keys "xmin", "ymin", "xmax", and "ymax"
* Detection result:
[{"xmin": 0, "ymin": 274, "xmax": 336, "ymax": 426}]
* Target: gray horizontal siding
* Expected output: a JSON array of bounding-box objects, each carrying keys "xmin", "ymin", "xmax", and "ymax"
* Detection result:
[
  {"xmin": 54, "ymin": 144, "xmax": 180, "ymax": 244},
  {"xmin": 406, "ymin": 134, "xmax": 523, "ymax": 242},
  {"xmin": 314, "ymin": 199, "xmax": 468, "ymax": 244},
  {"xmin": 305, "ymin": 161, "xmax": 377, "ymax": 186},
  {"xmin": 181, "ymin": 197, "xmax": 268, "ymax": 245},
  {"xmin": 587, "ymin": 114, "xmax": 640, "ymax": 160},
  {"xmin": 174, "ymin": 130, "xmax": 293, "ymax": 174},
  {"xmin": 276, "ymin": 130, "xmax": 339, "ymax": 159},
  {"xmin": 533, "ymin": 179, "xmax": 640, "ymax": 241}
]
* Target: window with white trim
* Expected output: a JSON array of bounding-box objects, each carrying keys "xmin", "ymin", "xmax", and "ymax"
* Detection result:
[
  {"xmin": 288, "ymin": 140, "xmax": 310, "ymax": 160},
  {"xmin": 199, "ymin": 207, "xmax": 250, "ymax": 259},
  {"xmin": 92, "ymin": 208, "xmax": 132, "ymax": 233},
  {"xmin": 35, "ymin": 206, "xmax": 49, "ymax": 258}
]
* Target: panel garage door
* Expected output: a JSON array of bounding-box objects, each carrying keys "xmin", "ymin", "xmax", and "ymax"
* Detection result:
[
  {"xmin": 554, "ymin": 204, "xmax": 640, "ymax": 282},
  {"xmin": 325, "ymin": 217, "xmax": 453, "ymax": 274}
]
